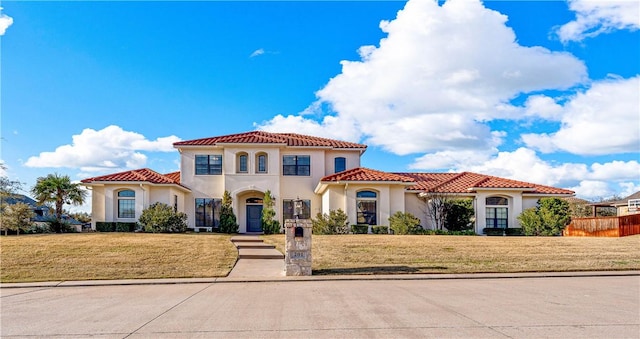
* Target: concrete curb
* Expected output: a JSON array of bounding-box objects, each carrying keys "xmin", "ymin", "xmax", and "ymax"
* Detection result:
[{"xmin": 2, "ymin": 270, "xmax": 638, "ymax": 289}]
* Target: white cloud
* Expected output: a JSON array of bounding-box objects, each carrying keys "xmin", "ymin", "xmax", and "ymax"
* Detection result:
[
  {"xmin": 24, "ymin": 125, "xmax": 181, "ymax": 173},
  {"xmin": 250, "ymin": 48, "xmax": 265, "ymax": 58},
  {"xmin": 522, "ymin": 76, "xmax": 640, "ymax": 155},
  {"xmin": 257, "ymin": 0, "xmax": 586, "ymax": 156},
  {"xmin": 556, "ymin": 0, "xmax": 640, "ymax": 43},
  {"xmin": 0, "ymin": 8, "xmax": 13, "ymax": 36}
]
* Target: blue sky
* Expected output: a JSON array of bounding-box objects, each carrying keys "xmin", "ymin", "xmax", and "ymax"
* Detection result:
[{"xmin": 1, "ymin": 0, "xmax": 639, "ymax": 212}]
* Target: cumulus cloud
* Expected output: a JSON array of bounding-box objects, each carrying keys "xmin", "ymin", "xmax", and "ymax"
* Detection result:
[
  {"xmin": 257, "ymin": 0, "xmax": 586, "ymax": 156},
  {"xmin": 522, "ymin": 76, "xmax": 640, "ymax": 155},
  {"xmin": 556, "ymin": 0, "xmax": 640, "ymax": 43},
  {"xmin": 0, "ymin": 7, "xmax": 13, "ymax": 35},
  {"xmin": 24, "ymin": 125, "xmax": 181, "ymax": 173}
]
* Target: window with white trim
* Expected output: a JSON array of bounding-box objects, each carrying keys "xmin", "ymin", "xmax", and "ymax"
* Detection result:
[
  {"xmin": 118, "ymin": 190, "xmax": 135, "ymax": 219},
  {"xmin": 356, "ymin": 190, "xmax": 377, "ymax": 225},
  {"xmin": 486, "ymin": 196, "xmax": 508, "ymax": 228},
  {"xmin": 195, "ymin": 155, "xmax": 222, "ymax": 175}
]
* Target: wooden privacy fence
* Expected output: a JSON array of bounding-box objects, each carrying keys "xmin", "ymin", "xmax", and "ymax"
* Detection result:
[{"xmin": 564, "ymin": 214, "xmax": 640, "ymax": 237}]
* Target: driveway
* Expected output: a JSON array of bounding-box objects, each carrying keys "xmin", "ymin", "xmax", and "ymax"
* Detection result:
[{"xmin": 1, "ymin": 274, "xmax": 638, "ymax": 338}]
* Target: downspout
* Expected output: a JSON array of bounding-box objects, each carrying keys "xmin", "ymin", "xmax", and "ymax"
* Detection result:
[{"xmin": 139, "ymin": 184, "xmax": 146, "ymax": 218}]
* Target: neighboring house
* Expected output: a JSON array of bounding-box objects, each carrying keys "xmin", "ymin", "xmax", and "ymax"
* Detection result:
[
  {"xmin": 607, "ymin": 191, "xmax": 640, "ymax": 216},
  {"xmin": 81, "ymin": 131, "xmax": 574, "ymax": 234},
  {"xmin": 1, "ymin": 195, "xmax": 84, "ymax": 231}
]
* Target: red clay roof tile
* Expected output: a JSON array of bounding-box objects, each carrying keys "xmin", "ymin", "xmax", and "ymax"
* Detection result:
[
  {"xmin": 81, "ymin": 168, "xmax": 180, "ymax": 185},
  {"xmin": 321, "ymin": 168, "xmax": 415, "ymax": 183},
  {"xmin": 173, "ymin": 131, "xmax": 367, "ymax": 149}
]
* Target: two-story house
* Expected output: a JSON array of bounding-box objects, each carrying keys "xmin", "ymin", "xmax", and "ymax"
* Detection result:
[{"xmin": 81, "ymin": 131, "xmax": 574, "ymax": 234}]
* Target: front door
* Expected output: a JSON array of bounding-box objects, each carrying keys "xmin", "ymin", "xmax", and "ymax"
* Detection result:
[{"xmin": 246, "ymin": 205, "xmax": 263, "ymax": 233}]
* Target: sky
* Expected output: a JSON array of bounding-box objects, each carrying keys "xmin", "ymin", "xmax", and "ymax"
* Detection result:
[{"xmin": 1, "ymin": 0, "xmax": 639, "ymax": 213}]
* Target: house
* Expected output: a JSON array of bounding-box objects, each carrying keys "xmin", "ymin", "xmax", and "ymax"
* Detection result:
[
  {"xmin": 1, "ymin": 195, "xmax": 85, "ymax": 231},
  {"xmin": 81, "ymin": 131, "xmax": 574, "ymax": 234},
  {"xmin": 606, "ymin": 191, "xmax": 640, "ymax": 216}
]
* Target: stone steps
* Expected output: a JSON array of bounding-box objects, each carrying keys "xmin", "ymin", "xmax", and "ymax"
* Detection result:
[{"xmin": 230, "ymin": 235, "xmax": 284, "ymax": 260}]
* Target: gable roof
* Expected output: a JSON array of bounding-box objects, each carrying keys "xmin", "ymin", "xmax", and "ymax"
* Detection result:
[
  {"xmin": 607, "ymin": 191, "xmax": 640, "ymax": 206},
  {"xmin": 319, "ymin": 168, "xmax": 573, "ymax": 196},
  {"xmin": 173, "ymin": 131, "xmax": 367, "ymax": 150},
  {"xmin": 81, "ymin": 168, "xmax": 187, "ymax": 190}
]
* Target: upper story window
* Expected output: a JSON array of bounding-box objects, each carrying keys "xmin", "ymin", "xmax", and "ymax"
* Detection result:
[
  {"xmin": 283, "ymin": 155, "xmax": 310, "ymax": 176},
  {"xmin": 334, "ymin": 157, "xmax": 346, "ymax": 173},
  {"xmin": 117, "ymin": 190, "xmax": 135, "ymax": 219},
  {"xmin": 256, "ymin": 153, "xmax": 268, "ymax": 173},
  {"xmin": 236, "ymin": 152, "xmax": 248, "ymax": 173},
  {"xmin": 195, "ymin": 155, "xmax": 222, "ymax": 175}
]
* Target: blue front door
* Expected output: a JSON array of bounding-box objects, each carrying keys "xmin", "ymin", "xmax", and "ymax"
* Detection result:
[{"xmin": 246, "ymin": 205, "xmax": 263, "ymax": 232}]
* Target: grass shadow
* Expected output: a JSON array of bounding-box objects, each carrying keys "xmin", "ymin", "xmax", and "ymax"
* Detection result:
[{"xmin": 313, "ymin": 265, "xmax": 448, "ymax": 275}]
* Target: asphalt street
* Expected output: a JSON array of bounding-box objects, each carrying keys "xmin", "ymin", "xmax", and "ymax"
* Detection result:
[{"xmin": 1, "ymin": 274, "xmax": 639, "ymax": 338}]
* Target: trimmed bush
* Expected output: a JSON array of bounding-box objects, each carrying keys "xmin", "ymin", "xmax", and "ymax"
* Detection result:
[
  {"xmin": 483, "ymin": 227, "xmax": 505, "ymax": 236},
  {"xmin": 389, "ymin": 211, "xmax": 422, "ymax": 235},
  {"xmin": 96, "ymin": 222, "xmax": 116, "ymax": 232},
  {"xmin": 351, "ymin": 224, "xmax": 369, "ymax": 234},
  {"xmin": 505, "ymin": 228, "xmax": 524, "ymax": 236},
  {"xmin": 139, "ymin": 202, "xmax": 188, "ymax": 233},
  {"xmin": 312, "ymin": 209, "xmax": 349, "ymax": 235},
  {"xmin": 116, "ymin": 222, "xmax": 137, "ymax": 232},
  {"xmin": 371, "ymin": 226, "xmax": 389, "ymax": 234}
]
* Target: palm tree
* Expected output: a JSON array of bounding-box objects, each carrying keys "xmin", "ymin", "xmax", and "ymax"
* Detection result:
[{"xmin": 31, "ymin": 173, "xmax": 87, "ymax": 222}]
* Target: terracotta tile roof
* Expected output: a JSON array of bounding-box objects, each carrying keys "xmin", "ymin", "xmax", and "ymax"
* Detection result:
[
  {"xmin": 396, "ymin": 171, "xmax": 573, "ymax": 195},
  {"xmin": 321, "ymin": 167, "xmax": 416, "ymax": 183},
  {"xmin": 164, "ymin": 171, "xmax": 181, "ymax": 184},
  {"xmin": 81, "ymin": 168, "xmax": 180, "ymax": 185},
  {"xmin": 173, "ymin": 131, "xmax": 367, "ymax": 149}
]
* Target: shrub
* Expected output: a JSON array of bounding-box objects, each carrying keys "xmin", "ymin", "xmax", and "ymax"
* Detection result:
[
  {"xmin": 371, "ymin": 225, "xmax": 389, "ymax": 234},
  {"xmin": 96, "ymin": 222, "xmax": 116, "ymax": 232},
  {"xmin": 139, "ymin": 202, "xmax": 188, "ymax": 233},
  {"xmin": 389, "ymin": 211, "xmax": 422, "ymax": 235},
  {"xmin": 116, "ymin": 222, "xmax": 137, "ymax": 232},
  {"xmin": 518, "ymin": 198, "xmax": 571, "ymax": 236},
  {"xmin": 1, "ymin": 202, "xmax": 35, "ymax": 235},
  {"xmin": 351, "ymin": 224, "xmax": 369, "ymax": 234},
  {"xmin": 261, "ymin": 190, "xmax": 281, "ymax": 234},
  {"xmin": 505, "ymin": 228, "xmax": 523, "ymax": 236},
  {"xmin": 312, "ymin": 209, "xmax": 349, "ymax": 235},
  {"xmin": 219, "ymin": 191, "xmax": 238, "ymax": 234},
  {"xmin": 483, "ymin": 227, "xmax": 505, "ymax": 236},
  {"xmin": 46, "ymin": 216, "xmax": 76, "ymax": 233},
  {"xmin": 444, "ymin": 199, "xmax": 474, "ymax": 231}
]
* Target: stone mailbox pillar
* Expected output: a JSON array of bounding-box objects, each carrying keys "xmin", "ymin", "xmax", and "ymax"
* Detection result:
[{"xmin": 284, "ymin": 218, "xmax": 312, "ymax": 276}]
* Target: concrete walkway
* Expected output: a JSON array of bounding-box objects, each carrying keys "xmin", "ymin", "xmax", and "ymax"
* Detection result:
[{"xmin": 227, "ymin": 235, "xmax": 285, "ymax": 278}]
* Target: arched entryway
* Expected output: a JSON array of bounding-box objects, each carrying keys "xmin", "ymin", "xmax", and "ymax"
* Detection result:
[{"xmin": 245, "ymin": 197, "xmax": 263, "ymax": 233}]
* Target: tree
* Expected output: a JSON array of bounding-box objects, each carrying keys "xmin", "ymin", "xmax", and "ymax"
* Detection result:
[
  {"xmin": 518, "ymin": 197, "xmax": 571, "ymax": 236},
  {"xmin": 261, "ymin": 190, "xmax": 280, "ymax": 234},
  {"xmin": 68, "ymin": 211, "xmax": 91, "ymax": 223},
  {"xmin": 421, "ymin": 191, "xmax": 449, "ymax": 230},
  {"xmin": 31, "ymin": 173, "xmax": 87, "ymax": 232},
  {"xmin": 444, "ymin": 199, "xmax": 474, "ymax": 231},
  {"xmin": 1, "ymin": 166, "xmax": 25, "ymax": 232},
  {"xmin": 388, "ymin": 211, "xmax": 421, "ymax": 235},
  {"xmin": 219, "ymin": 190, "xmax": 238, "ymax": 233},
  {"xmin": 139, "ymin": 202, "xmax": 188, "ymax": 233},
  {"xmin": 0, "ymin": 202, "xmax": 34, "ymax": 235},
  {"xmin": 312, "ymin": 209, "xmax": 349, "ymax": 235},
  {"xmin": 421, "ymin": 192, "xmax": 474, "ymax": 231}
]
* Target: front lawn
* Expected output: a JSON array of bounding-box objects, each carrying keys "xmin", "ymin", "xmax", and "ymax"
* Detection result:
[
  {"xmin": 1, "ymin": 233, "xmax": 237, "ymax": 283},
  {"xmin": 262, "ymin": 234, "xmax": 640, "ymax": 275}
]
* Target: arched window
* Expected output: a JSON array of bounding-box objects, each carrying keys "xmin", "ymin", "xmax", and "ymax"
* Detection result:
[
  {"xmin": 118, "ymin": 190, "xmax": 135, "ymax": 219},
  {"xmin": 236, "ymin": 152, "xmax": 248, "ymax": 173},
  {"xmin": 256, "ymin": 152, "xmax": 268, "ymax": 173},
  {"xmin": 356, "ymin": 190, "xmax": 377, "ymax": 225},
  {"xmin": 334, "ymin": 157, "xmax": 346, "ymax": 173},
  {"xmin": 486, "ymin": 196, "xmax": 508, "ymax": 228}
]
